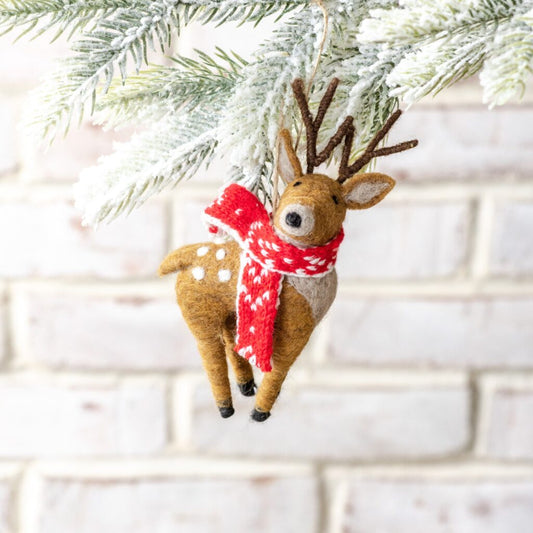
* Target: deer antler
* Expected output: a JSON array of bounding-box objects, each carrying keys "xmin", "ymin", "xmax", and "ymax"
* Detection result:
[
  {"xmin": 292, "ymin": 78, "xmax": 354, "ymax": 174},
  {"xmin": 338, "ymin": 110, "xmax": 418, "ymax": 183}
]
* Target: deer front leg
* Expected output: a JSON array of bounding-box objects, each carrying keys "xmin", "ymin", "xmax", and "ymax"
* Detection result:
[
  {"xmin": 251, "ymin": 283, "xmax": 316, "ymax": 422},
  {"xmin": 222, "ymin": 315, "xmax": 256, "ymax": 396}
]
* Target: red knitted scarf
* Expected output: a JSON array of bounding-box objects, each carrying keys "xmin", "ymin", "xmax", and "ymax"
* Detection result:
[{"xmin": 204, "ymin": 184, "xmax": 344, "ymax": 372}]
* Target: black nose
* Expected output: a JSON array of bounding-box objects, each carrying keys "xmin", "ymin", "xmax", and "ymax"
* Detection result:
[{"xmin": 285, "ymin": 212, "xmax": 302, "ymax": 228}]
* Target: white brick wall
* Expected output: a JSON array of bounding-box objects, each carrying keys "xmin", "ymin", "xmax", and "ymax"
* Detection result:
[
  {"xmin": 11, "ymin": 284, "xmax": 200, "ymax": 371},
  {"xmin": 328, "ymin": 296, "xmax": 533, "ymax": 368},
  {"xmin": 0, "ymin": 19, "xmax": 532, "ymax": 533},
  {"xmin": 0, "ymin": 377, "xmax": 167, "ymax": 457},
  {"xmin": 38, "ymin": 473, "xmax": 317, "ymax": 533},
  {"xmin": 331, "ymin": 471, "xmax": 533, "ymax": 533},
  {"xmin": 188, "ymin": 379, "xmax": 470, "ymax": 460},
  {"xmin": 0, "ymin": 194, "xmax": 167, "ymax": 279},
  {"xmin": 491, "ymin": 200, "xmax": 533, "ymax": 276}
]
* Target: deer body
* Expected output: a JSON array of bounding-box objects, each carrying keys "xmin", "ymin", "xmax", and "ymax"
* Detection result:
[
  {"xmin": 159, "ymin": 78, "xmax": 417, "ymax": 421},
  {"xmin": 159, "ymin": 236, "xmax": 335, "ymax": 419}
]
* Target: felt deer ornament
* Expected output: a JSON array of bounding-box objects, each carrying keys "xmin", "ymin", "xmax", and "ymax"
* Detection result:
[{"xmin": 159, "ymin": 78, "xmax": 418, "ymax": 421}]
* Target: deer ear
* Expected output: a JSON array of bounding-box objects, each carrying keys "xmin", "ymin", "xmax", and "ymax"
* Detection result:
[
  {"xmin": 342, "ymin": 172, "xmax": 395, "ymax": 210},
  {"xmin": 278, "ymin": 129, "xmax": 302, "ymax": 184}
]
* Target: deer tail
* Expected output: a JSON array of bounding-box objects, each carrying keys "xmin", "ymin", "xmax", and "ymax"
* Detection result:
[{"xmin": 158, "ymin": 245, "xmax": 201, "ymax": 276}]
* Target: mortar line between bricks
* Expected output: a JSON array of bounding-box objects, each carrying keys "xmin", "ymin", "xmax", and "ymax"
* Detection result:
[
  {"xmin": 30, "ymin": 457, "xmax": 316, "ymax": 479},
  {"xmin": 10, "ymin": 279, "xmax": 533, "ymax": 297},
  {"xmin": 466, "ymin": 372, "xmax": 481, "ymax": 457},
  {"xmin": 2, "ymin": 368, "xmax": 533, "ymax": 386},
  {"xmin": 3, "ymin": 178, "xmax": 533, "ymax": 202},
  {"xmin": 315, "ymin": 463, "xmax": 330, "ymax": 533},
  {"xmin": 16, "ymin": 463, "xmax": 41, "ymax": 533},
  {"xmin": 17, "ymin": 458, "xmax": 533, "ymax": 481},
  {"xmin": 2, "ymin": 283, "xmax": 17, "ymax": 371},
  {"xmin": 469, "ymin": 193, "xmax": 494, "ymax": 280}
]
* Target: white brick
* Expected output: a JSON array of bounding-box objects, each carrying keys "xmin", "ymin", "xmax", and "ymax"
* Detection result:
[
  {"xmin": 0, "ymin": 378, "xmax": 166, "ymax": 456},
  {"xmin": 491, "ymin": 201, "xmax": 533, "ymax": 276},
  {"xmin": 39, "ymin": 475, "xmax": 317, "ymax": 533},
  {"xmin": 13, "ymin": 288, "xmax": 200, "ymax": 370},
  {"xmin": 0, "ymin": 100, "xmax": 18, "ymax": 176},
  {"xmin": 0, "ymin": 196, "xmax": 167, "ymax": 279},
  {"xmin": 338, "ymin": 202, "xmax": 470, "ymax": 279},
  {"xmin": 480, "ymin": 377, "xmax": 533, "ymax": 460},
  {"xmin": 329, "ymin": 296, "xmax": 533, "ymax": 368},
  {"xmin": 189, "ymin": 384, "xmax": 469, "ymax": 460},
  {"xmin": 172, "ymin": 193, "xmax": 215, "ymax": 247},
  {"xmin": 0, "ymin": 35, "xmax": 69, "ymax": 89},
  {"xmin": 377, "ymin": 107, "xmax": 533, "ymax": 181},
  {"xmin": 339, "ymin": 477, "xmax": 533, "ymax": 533},
  {"xmin": 20, "ymin": 121, "xmax": 132, "ymax": 182}
]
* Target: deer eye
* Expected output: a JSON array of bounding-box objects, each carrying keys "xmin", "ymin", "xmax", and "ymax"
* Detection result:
[
  {"xmin": 293, "ymin": 181, "xmax": 302, "ymax": 187},
  {"xmin": 332, "ymin": 195, "xmax": 339, "ymax": 205}
]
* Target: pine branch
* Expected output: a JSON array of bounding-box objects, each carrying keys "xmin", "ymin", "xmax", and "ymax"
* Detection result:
[
  {"xmin": 24, "ymin": 1, "xmax": 308, "ymax": 143},
  {"xmin": 75, "ymin": 110, "xmax": 218, "ymax": 225},
  {"xmin": 358, "ymin": 0, "xmax": 525, "ymax": 45},
  {"xmin": 480, "ymin": 15, "xmax": 533, "ymax": 105},
  {"xmin": 96, "ymin": 48, "xmax": 246, "ymax": 128},
  {"xmin": 218, "ymin": 5, "xmax": 328, "ymax": 201},
  {"xmin": 359, "ymin": 0, "xmax": 533, "ymax": 106},
  {"xmin": 0, "ymin": 0, "xmax": 133, "ymax": 41},
  {"xmin": 0, "ymin": 0, "xmax": 308, "ymax": 40}
]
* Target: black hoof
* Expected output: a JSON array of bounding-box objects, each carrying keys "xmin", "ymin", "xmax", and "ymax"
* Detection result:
[
  {"xmin": 238, "ymin": 379, "xmax": 256, "ymax": 397},
  {"xmin": 219, "ymin": 406, "xmax": 235, "ymax": 418},
  {"xmin": 251, "ymin": 408, "xmax": 271, "ymax": 422}
]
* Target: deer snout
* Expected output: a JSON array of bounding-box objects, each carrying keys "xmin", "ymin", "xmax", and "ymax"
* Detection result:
[
  {"xmin": 285, "ymin": 211, "xmax": 302, "ymax": 228},
  {"xmin": 278, "ymin": 204, "xmax": 314, "ymax": 237}
]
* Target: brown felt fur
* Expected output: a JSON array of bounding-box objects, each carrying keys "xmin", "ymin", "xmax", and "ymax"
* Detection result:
[
  {"xmin": 274, "ymin": 174, "xmax": 346, "ymax": 246},
  {"xmin": 159, "ymin": 79, "xmax": 416, "ymax": 419},
  {"xmin": 160, "ymin": 240, "xmax": 316, "ymax": 414},
  {"xmin": 159, "ymin": 171, "xmax": 396, "ymax": 417}
]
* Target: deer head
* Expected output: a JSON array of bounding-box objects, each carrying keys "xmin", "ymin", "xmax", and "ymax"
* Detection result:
[{"xmin": 274, "ymin": 78, "xmax": 418, "ymax": 247}]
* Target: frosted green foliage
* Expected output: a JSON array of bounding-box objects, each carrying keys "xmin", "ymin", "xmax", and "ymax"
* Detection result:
[
  {"xmin": 480, "ymin": 16, "xmax": 533, "ymax": 105},
  {"xmin": 20, "ymin": 0, "xmax": 306, "ymax": 142},
  {"xmin": 4, "ymin": 0, "xmax": 533, "ymax": 223},
  {"xmin": 76, "ymin": 109, "xmax": 218, "ymax": 225},
  {"xmin": 218, "ymin": 6, "xmax": 325, "ymax": 201},
  {"xmin": 360, "ymin": 0, "xmax": 533, "ymax": 105},
  {"xmin": 0, "ymin": 0, "xmax": 133, "ymax": 40},
  {"xmin": 97, "ymin": 48, "xmax": 246, "ymax": 128}
]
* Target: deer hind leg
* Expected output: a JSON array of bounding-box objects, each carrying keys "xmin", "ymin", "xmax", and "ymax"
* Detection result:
[
  {"xmin": 222, "ymin": 315, "xmax": 256, "ymax": 397},
  {"xmin": 176, "ymin": 283, "xmax": 234, "ymax": 418},
  {"xmin": 195, "ymin": 334, "xmax": 235, "ymax": 418},
  {"xmin": 252, "ymin": 284, "xmax": 316, "ymax": 422}
]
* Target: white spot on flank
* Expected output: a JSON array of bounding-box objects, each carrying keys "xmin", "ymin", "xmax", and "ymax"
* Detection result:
[
  {"xmin": 191, "ymin": 267, "xmax": 205, "ymax": 280},
  {"xmin": 249, "ymin": 326, "xmax": 256, "ymax": 334},
  {"xmin": 197, "ymin": 246, "xmax": 209, "ymax": 257},
  {"xmin": 218, "ymin": 269, "xmax": 231, "ymax": 282},
  {"xmin": 216, "ymin": 248, "xmax": 226, "ymax": 260}
]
